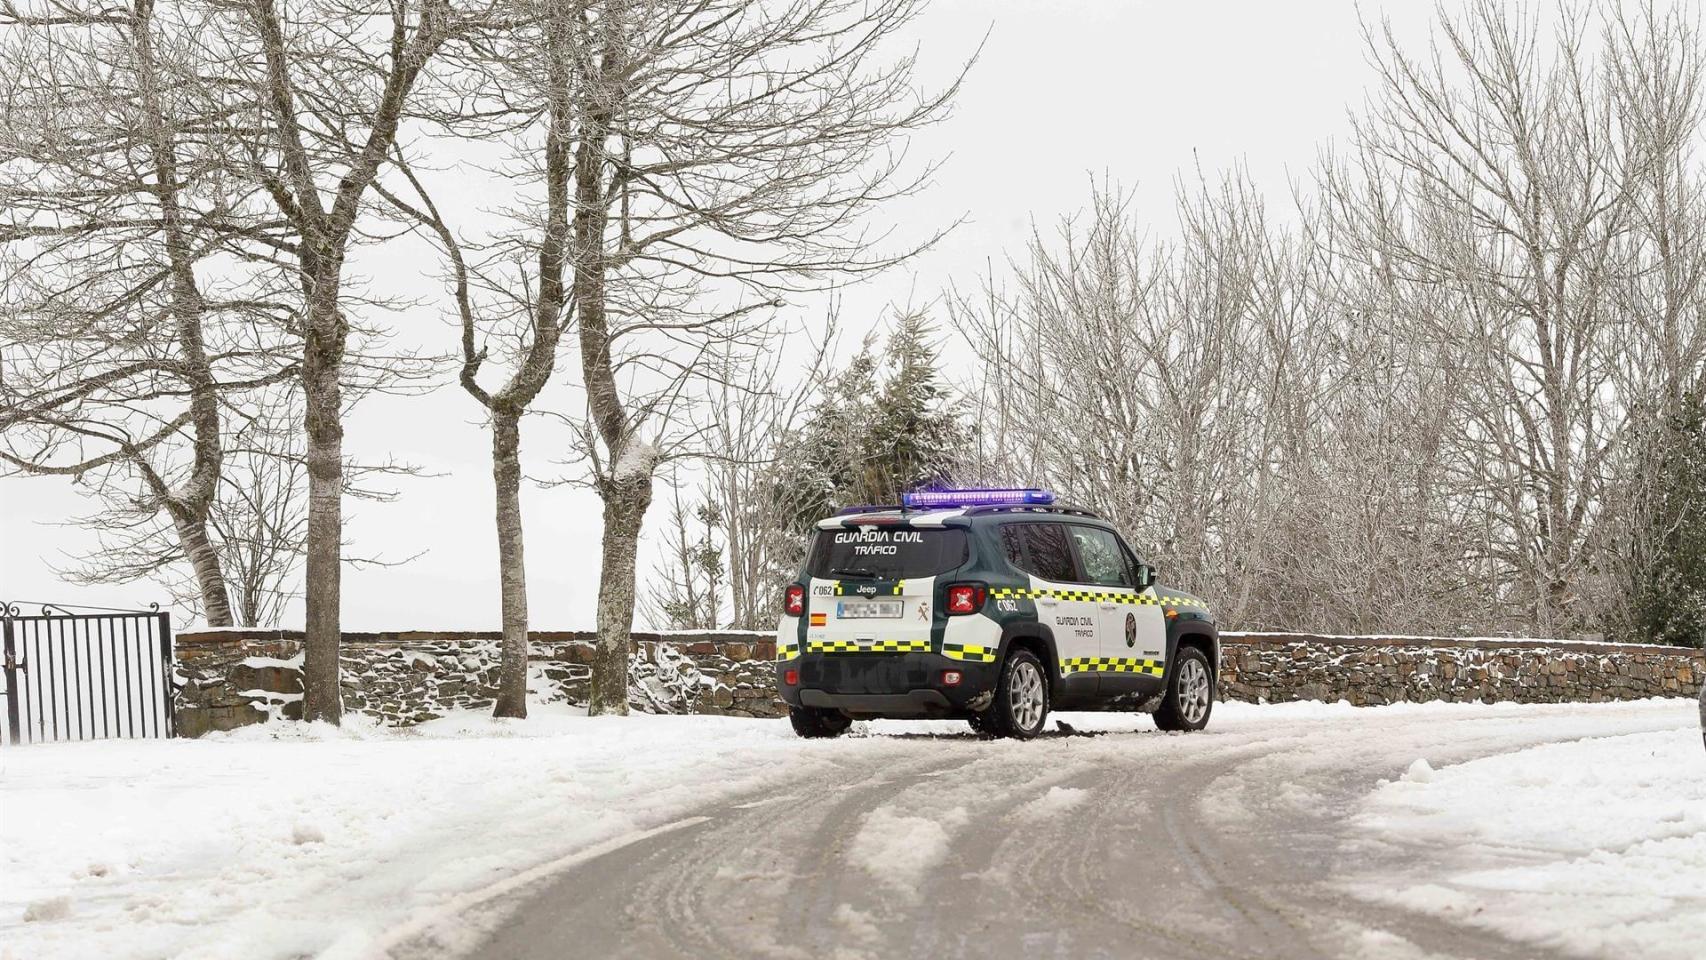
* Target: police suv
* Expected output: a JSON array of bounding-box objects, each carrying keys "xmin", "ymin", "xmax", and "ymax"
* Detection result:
[{"xmin": 774, "ymin": 488, "xmax": 1218, "ymax": 739}]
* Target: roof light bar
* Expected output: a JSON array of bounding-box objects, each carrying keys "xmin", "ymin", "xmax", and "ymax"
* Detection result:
[{"xmin": 901, "ymin": 487, "xmax": 1057, "ymax": 509}]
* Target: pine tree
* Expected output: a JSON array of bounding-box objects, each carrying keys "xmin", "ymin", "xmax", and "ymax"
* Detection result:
[
  {"xmin": 772, "ymin": 310, "xmax": 965, "ymax": 536},
  {"xmin": 782, "ymin": 344, "xmax": 882, "ymax": 531},
  {"xmin": 866, "ymin": 311, "xmax": 962, "ymax": 504},
  {"xmin": 1622, "ymin": 393, "xmax": 1706, "ymax": 647}
]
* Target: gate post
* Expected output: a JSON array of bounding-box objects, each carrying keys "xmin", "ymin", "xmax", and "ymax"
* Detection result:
[
  {"xmin": 3, "ymin": 614, "xmax": 20, "ymax": 745},
  {"xmin": 157, "ymin": 611, "xmax": 176, "ymax": 737}
]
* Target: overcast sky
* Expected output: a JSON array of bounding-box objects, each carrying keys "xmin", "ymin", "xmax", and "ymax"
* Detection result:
[{"xmin": 0, "ymin": 0, "xmax": 1439, "ymax": 630}]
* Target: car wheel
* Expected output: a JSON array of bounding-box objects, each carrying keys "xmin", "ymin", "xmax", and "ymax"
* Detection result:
[
  {"xmin": 979, "ymin": 648, "xmax": 1049, "ymax": 739},
  {"xmin": 788, "ymin": 705, "xmax": 852, "ymax": 739},
  {"xmin": 1154, "ymin": 645, "xmax": 1214, "ymax": 732}
]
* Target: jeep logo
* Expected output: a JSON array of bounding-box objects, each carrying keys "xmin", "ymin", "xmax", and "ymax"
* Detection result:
[{"xmin": 855, "ymin": 584, "xmax": 879, "ymax": 596}]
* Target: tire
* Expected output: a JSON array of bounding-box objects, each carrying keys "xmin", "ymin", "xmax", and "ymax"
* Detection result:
[
  {"xmin": 788, "ymin": 705, "xmax": 852, "ymax": 739},
  {"xmin": 1155, "ymin": 645, "xmax": 1214, "ymax": 732},
  {"xmin": 978, "ymin": 648, "xmax": 1050, "ymax": 739}
]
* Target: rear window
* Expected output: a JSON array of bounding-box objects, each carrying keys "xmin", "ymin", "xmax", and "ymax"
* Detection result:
[
  {"xmin": 807, "ymin": 527, "xmax": 968, "ymax": 580},
  {"xmin": 1002, "ymin": 523, "xmax": 1077, "ymax": 582}
]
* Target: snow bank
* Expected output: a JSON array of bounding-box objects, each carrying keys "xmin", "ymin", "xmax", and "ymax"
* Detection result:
[
  {"xmin": 0, "ymin": 707, "xmax": 911, "ymax": 960},
  {"xmin": 1354, "ymin": 725, "xmax": 1706, "ymax": 959}
]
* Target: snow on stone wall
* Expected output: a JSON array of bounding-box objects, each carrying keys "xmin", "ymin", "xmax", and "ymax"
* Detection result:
[
  {"xmin": 173, "ymin": 630, "xmax": 778, "ymax": 736},
  {"xmin": 172, "ymin": 629, "xmax": 1704, "ymax": 735}
]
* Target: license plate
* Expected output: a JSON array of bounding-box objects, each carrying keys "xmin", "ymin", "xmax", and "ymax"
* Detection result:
[{"xmin": 837, "ymin": 600, "xmax": 903, "ymax": 619}]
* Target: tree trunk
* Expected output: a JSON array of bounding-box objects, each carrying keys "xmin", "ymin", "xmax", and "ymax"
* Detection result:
[
  {"xmin": 136, "ymin": 0, "xmax": 235, "ymax": 629},
  {"xmin": 301, "ymin": 291, "xmax": 345, "ymax": 724},
  {"xmin": 171, "ymin": 509, "xmax": 233, "ymax": 628},
  {"xmin": 492, "ymin": 409, "xmax": 529, "ymax": 718},
  {"xmin": 587, "ymin": 471, "xmax": 653, "ymax": 716}
]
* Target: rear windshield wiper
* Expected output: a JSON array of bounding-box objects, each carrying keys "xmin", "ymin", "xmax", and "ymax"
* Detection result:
[{"xmin": 830, "ymin": 566, "xmax": 884, "ymax": 579}]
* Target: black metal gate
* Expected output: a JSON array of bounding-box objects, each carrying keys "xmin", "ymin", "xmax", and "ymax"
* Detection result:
[{"xmin": 1, "ymin": 603, "xmax": 175, "ymax": 745}]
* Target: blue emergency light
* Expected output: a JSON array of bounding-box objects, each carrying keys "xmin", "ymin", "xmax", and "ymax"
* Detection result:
[{"xmin": 901, "ymin": 487, "xmax": 1057, "ymax": 509}]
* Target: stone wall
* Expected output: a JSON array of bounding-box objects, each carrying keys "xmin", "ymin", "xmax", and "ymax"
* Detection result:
[
  {"xmin": 174, "ymin": 629, "xmax": 779, "ymax": 736},
  {"xmin": 173, "ymin": 628, "xmax": 1705, "ymax": 736},
  {"xmin": 1218, "ymin": 632, "xmax": 1704, "ymax": 706}
]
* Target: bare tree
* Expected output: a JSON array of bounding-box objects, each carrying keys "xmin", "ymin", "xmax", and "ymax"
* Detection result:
[
  {"xmin": 1582, "ymin": 2, "xmax": 1706, "ymax": 636},
  {"xmin": 228, "ymin": 0, "xmax": 470, "ymax": 721},
  {"xmin": 44, "ymin": 386, "xmax": 309, "ymax": 627},
  {"xmin": 0, "ymin": 0, "xmax": 297, "ymax": 626},
  {"xmin": 956, "ymin": 177, "xmax": 1281, "ymax": 620},
  {"xmin": 954, "ymin": 169, "xmax": 1497, "ymax": 635},
  {"xmin": 543, "ymin": 0, "xmax": 967, "ymax": 714},
  {"xmin": 701, "ymin": 333, "xmax": 835, "ymax": 630},
  {"xmin": 1605, "ymin": 1, "xmax": 1706, "ymax": 413},
  {"xmin": 1324, "ymin": 0, "xmax": 1704, "ymax": 635},
  {"xmin": 641, "ymin": 469, "xmax": 725, "ymax": 630},
  {"xmin": 632, "ymin": 328, "xmax": 835, "ymax": 632},
  {"xmin": 386, "ymin": 0, "xmax": 579, "ymax": 718},
  {"xmin": 209, "ymin": 396, "xmax": 308, "ymax": 627},
  {"xmin": 949, "ymin": 0, "xmax": 1706, "ymax": 640}
]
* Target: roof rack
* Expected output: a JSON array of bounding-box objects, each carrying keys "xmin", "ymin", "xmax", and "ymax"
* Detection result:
[
  {"xmin": 833, "ymin": 501, "xmax": 1105, "ymax": 520},
  {"xmin": 961, "ymin": 502, "xmax": 1104, "ymax": 520},
  {"xmin": 834, "ymin": 503, "xmax": 904, "ymax": 516}
]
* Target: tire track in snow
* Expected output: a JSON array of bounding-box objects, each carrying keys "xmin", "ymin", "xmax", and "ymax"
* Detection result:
[
  {"xmin": 986, "ymin": 734, "xmax": 1307, "ymax": 960},
  {"xmin": 475, "ymin": 747, "xmax": 962, "ymax": 960},
  {"xmin": 465, "ymin": 704, "xmax": 1693, "ymax": 960}
]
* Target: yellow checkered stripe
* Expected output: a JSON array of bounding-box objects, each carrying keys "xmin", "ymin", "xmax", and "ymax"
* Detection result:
[
  {"xmin": 776, "ymin": 642, "xmax": 800, "ymax": 660},
  {"xmin": 833, "ymin": 580, "xmax": 906, "ymax": 596},
  {"xmin": 807, "ymin": 639, "xmax": 932, "ymax": 654},
  {"xmin": 1060, "ymin": 656, "xmax": 1165, "ymax": 676},
  {"xmin": 942, "ymin": 642, "xmax": 997, "ymax": 663},
  {"xmin": 990, "ymin": 587, "xmax": 1197, "ymax": 607}
]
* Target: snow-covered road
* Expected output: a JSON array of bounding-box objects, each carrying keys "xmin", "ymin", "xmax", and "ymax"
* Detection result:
[
  {"xmin": 3, "ymin": 699, "xmax": 1700, "ymax": 960},
  {"xmin": 452, "ymin": 701, "xmax": 1703, "ymax": 960}
]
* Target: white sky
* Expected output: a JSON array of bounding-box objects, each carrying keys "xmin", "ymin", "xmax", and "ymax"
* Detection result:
[{"xmin": 0, "ymin": 0, "xmax": 1439, "ymax": 630}]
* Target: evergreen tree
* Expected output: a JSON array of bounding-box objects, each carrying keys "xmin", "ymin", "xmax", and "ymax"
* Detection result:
[
  {"xmin": 865, "ymin": 312, "xmax": 962, "ymax": 504},
  {"xmin": 772, "ymin": 310, "xmax": 966, "ymax": 538},
  {"xmin": 1622, "ymin": 393, "xmax": 1706, "ymax": 647},
  {"xmin": 781, "ymin": 343, "xmax": 882, "ymax": 532}
]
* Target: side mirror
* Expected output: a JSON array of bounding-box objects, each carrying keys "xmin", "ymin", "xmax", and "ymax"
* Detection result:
[{"xmin": 1135, "ymin": 563, "xmax": 1157, "ymax": 589}]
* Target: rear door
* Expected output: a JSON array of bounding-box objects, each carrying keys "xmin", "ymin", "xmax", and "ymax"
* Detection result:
[{"xmin": 803, "ymin": 526, "xmax": 966, "ymax": 656}]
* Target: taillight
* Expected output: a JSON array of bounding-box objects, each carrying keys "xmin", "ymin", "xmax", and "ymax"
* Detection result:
[
  {"xmin": 784, "ymin": 584, "xmax": 805, "ymax": 617},
  {"xmin": 945, "ymin": 583, "xmax": 986, "ymax": 615},
  {"xmin": 783, "ymin": 669, "xmax": 800, "ymax": 686}
]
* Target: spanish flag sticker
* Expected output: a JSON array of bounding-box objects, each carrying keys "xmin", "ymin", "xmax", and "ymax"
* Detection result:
[{"xmin": 809, "ymin": 612, "xmax": 827, "ymax": 627}]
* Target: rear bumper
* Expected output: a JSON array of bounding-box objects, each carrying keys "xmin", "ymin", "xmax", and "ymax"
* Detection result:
[
  {"xmin": 777, "ymin": 652, "xmax": 999, "ymax": 718},
  {"xmin": 798, "ymin": 689, "xmax": 956, "ymax": 714}
]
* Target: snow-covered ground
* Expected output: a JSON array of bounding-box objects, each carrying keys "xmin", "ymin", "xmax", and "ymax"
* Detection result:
[
  {"xmin": 1, "ymin": 699, "xmax": 1700, "ymax": 960},
  {"xmin": 0, "ymin": 708, "xmax": 902, "ymax": 960},
  {"xmin": 1352, "ymin": 723, "xmax": 1706, "ymax": 960}
]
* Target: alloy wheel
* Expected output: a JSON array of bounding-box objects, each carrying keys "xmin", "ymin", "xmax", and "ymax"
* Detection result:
[
  {"xmin": 1009, "ymin": 659, "xmax": 1045, "ymax": 731},
  {"xmin": 1179, "ymin": 656, "xmax": 1211, "ymax": 725}
]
